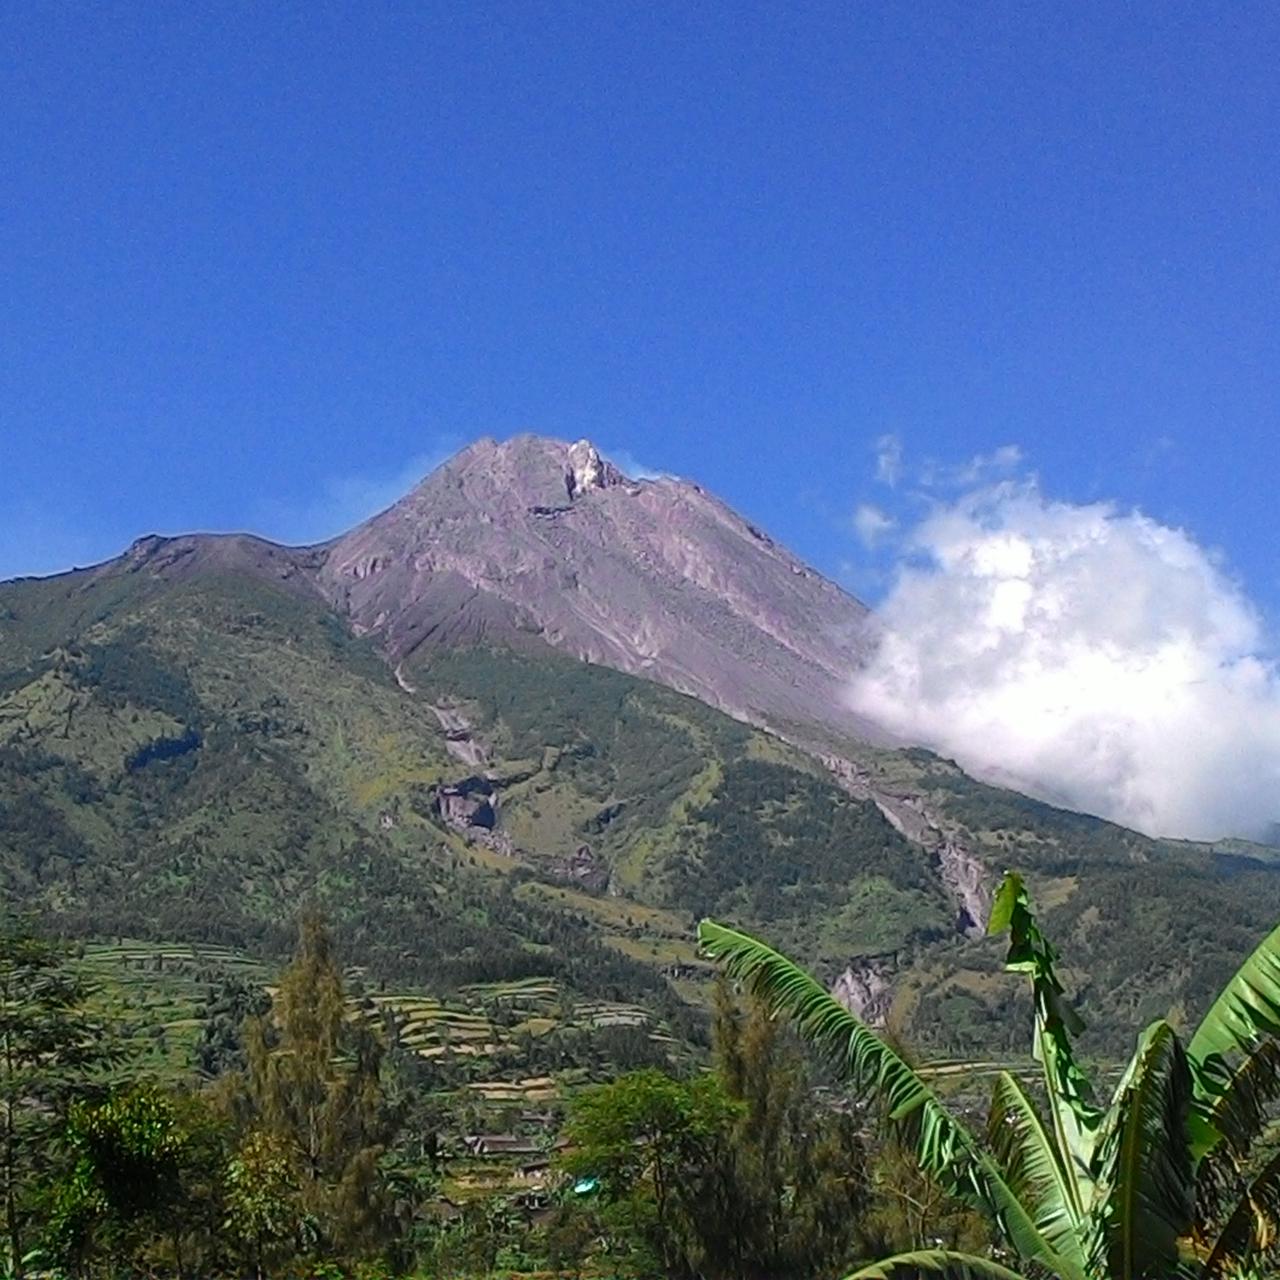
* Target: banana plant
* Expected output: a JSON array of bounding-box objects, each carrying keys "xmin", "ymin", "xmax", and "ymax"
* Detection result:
[{"xmin": 698, "ymin": 871, "xmax": 1280, "ymax": 1280}]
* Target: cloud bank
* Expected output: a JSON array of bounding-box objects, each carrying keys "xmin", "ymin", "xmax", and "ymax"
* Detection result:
[{"xmin": 847, "ymin": 478, "xmax": 1280, "ymax": 841}]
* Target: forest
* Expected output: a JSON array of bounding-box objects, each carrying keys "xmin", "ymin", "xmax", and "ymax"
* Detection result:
[
  {"xmin": 8, "ymin": 868, "xmax": 1280, "ymax": 1280},
  {"xmin": 0, "ymin": 909, "xmax": 987, "ymax": 1280}
]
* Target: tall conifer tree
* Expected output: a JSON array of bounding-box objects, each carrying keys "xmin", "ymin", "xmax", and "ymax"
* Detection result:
[
  {"xmin": 238, "ymin": 910, "xmax": 396, "ymax": 1258},
  {"xmin": 0, "ymin": 929, "xmax": 123, "ymax": 1278}
]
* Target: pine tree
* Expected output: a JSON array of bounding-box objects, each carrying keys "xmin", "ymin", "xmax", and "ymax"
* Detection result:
[
  {"xmin": 0, "ymin": 928, "xmax": 125, "ymax": 1279},
  {"xmin": 237, "ymin": 910, "xmax": 397, "ymax": 1260},
  {"xmin": 702, "ymin": 977, "xmax": 872, "ymax": 1279}
]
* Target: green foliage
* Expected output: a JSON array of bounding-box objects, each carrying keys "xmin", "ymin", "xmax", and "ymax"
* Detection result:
[
  {"xmin": 49, "ymin": 1085, "xmax": 222, "ymax": 1274},
  {"xmin": 675, "ymin": 759, "xmax": 943, "ymax": 927},
  {"xmin": 558, "ymin": 989, "xmax": 879, "ymax": 1280},
  {"xmin": 699, "ymin": 918, "xmax": 1071, "ymax": 1276},
  {"xmin": 860, "ymin": 1137, "xmax": 991, "ymax": 1262},
  {"xmin": 701, "ymin": 873, "xmax": 1280, "ymax": 1280},
  {"xmin": 0, "ymin": 926, "xmax": 127, "ymax": 1278},
  {"xmin": 64, "ymin": 1086, "xmax": 190, "ymax": 1218},
  {"xmin": 563, "ymin": 1067, "xmax": 734, "ymax": 1274},
  {"xmin": 413, "ymin": 645, "xmax": 956, "ymax": 970},
  {"xmin": 196, "ymin": 973, "xmax": 272, "ymax": 1078},
  {"xmin": 77, "ymin": 632, "xmax": 205, "ymax": 726},
  {"xmin": 704, "ymin": 982, "xmax": 874, "ymax": 1278},
  {"xmin": 846, "ymin": 1250, "xmax": 1037, "ymax": 1280},
  {"xmin": 223, "ymin": 1131, "xmax": 302, "ymax": 1280},
  {"xmin": 234, "ymin": 911, "xmax": 399, "ymax": 1262}
]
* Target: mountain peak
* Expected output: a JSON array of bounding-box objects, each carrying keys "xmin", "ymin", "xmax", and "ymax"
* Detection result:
[
  {"xmin": 318, "ymin": 433, "xmax": 880, "ymax": 740},
  {"xmin": 50, "ymin": 432, "xmax": 879, "ymax": 745},
  {"xmin": 430, "ymin": 434, "xmax": 632, "ymax": 506}
]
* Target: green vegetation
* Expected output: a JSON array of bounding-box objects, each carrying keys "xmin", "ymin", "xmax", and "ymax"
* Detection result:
[
  {"xmin": 8, "ymin": 876, "xmax": 1280, "ymax": 1278},
  {"xmin": 701, "ymin": 871, "xmax": 1280, "ymax": 1279},
  {"xmin": 0, "ymin": 913, "xmax": 981, "ymax": 1279},
  {"xmin": 406, "ymin": 646, "xmax": 949, "ymax": 958},
  {"xmin": 0, "ymin": 930, "xmax": 127, "ymax": 1276},
  {"xmin": 4, "ymin": 559, "xmax": 1280, "ymax": 1062},
  {"xmin": 9, "ymin": 555, "xmax": 1280, "ymax": 1274}
]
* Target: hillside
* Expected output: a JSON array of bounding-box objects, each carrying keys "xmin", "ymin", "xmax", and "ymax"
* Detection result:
[
  {"xmin": 0, "ymin": 562, "xmax": 935, "ymax": 1008},
  {"xmin": 2, "ymin": 435, "xmax": 1280, "ymax": 1065}
]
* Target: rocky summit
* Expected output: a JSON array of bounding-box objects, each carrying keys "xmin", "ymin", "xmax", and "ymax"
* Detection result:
[
  {"xmin": 318, "ymin": 436, "xmax": 881, "ymax": 740},
  {"xmin": 105, "ymin": 435, "xmax": 881, "ymax": 743}
]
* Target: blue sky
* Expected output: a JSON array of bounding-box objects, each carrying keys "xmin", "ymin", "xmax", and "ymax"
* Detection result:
[{"xmin": 3, "ymin": 2, "xmax": 1279, "ymax": 617}]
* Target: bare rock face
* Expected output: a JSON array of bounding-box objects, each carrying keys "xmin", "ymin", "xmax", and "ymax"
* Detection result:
[
  {"xmin": 434, "ymin": 777, "xmax": 497, "ymax": 831},
  {"xmin": 565, "ymin": 440, "xmax": 624, "ymax": 498},
  {"xmin": 433, "ymin": 776, "xmax": 518, "ymax": 855},
  {"xmin": 831, "ymin": 960, "xmax": 894, "ymax": 1026},
  {"xmin": 548, "ymin": 843, "xmax": 609, "ymax": 893},
  {"xmin": 317, "ymin": 435, "xmax": 882, "ymax": 741},
  {"xmin": 47, "ymin": 433, "xmax": 886, "ymax": 751},
  {"xmin": 936, "ymin": 837, "xmax": 991, "ymax": 935}
]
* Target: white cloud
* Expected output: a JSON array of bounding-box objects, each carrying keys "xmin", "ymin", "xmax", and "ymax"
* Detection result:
[
  {"xmin": 853, "ymin": 503, "xmax": 896, "ymax": 547},
  {"xmin": 920, "ymin": 443, "xmax": 1024, "ymax": 489},
  {"xmin": 252, "ymin": 447, "xmax": 454, "ymax": 545},
  {"xmin": 601, "ymin": 447, "xmax": 669, "ymax": 481},
  {"xmin": 847, "ymin": 477, "xmax": 1280, "ymax": 840},
  {"xmin": 874, "ymin": 434, "xmax": 904, "ymax": 487}
]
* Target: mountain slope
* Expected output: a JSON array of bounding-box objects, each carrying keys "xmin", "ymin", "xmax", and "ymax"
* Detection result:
[
  {"xmin": 2, "ymin": 435, "xmax": 1280, "ymax": 1062},
  {"xmin": 0, "ymin": 562, "xmax": 947, "ymax": 1028}
]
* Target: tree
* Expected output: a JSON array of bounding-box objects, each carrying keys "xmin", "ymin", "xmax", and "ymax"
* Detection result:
[
  {"xmin": 562, "ymin": 1067, "xmax": 735, "ymax": 1275},
  {"xmin": 0, "ymin": 928, "xmax": 124, "ymax": 1279},
  {"xmin": 860, "ymin": 1134, "xmax": 990, "ymax": 1262},
  {"xmin": 223, "ymin": 1130, "xmax": 301, "ymax": 1280},
  {"xmin": 560, "ymin": 994, "xmax": 877, "ymax": 1280},
  {"xmin": 236, "ymin": 909, "xmax": 398, "ymax": 1261},
  {"xmin": 194, "ymin": 973, "xmax": 270, "ymax": 1079},
  {"xmin": 700, "ymin": 871, "xmax": 1280, "ymax": 1280},
  {"xmin": 703, "ymin": 980, "xmax": 873, "ymax": 1278},
  {"xmin": 49, "ymin": 1084, "xmax": 224, "ymax": 1278}
]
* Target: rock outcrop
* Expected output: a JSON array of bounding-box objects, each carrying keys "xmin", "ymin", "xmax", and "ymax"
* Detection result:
[
  {"xmin": 565, "ymin": 439, "xmax": 624, "ymax": 498},
  {"xmin": 831, "ymin": 959, "xmax": 894, "ymax": 1026},
  {"xmin": 434, "ymin": 776, "xmax": 497, "ymax": 831}
]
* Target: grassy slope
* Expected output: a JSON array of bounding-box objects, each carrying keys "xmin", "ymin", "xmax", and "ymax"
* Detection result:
[
  {"xmin": 0, "ymin": 566, "xmax": 946, "ymax": 1038},
  {"xmin": 404, "ymin": 646, "xmax": 952, "ymax": 963},
  {"xmin": 4, "ymin": 562, "xmax": 1280, "ymax": 1063}
]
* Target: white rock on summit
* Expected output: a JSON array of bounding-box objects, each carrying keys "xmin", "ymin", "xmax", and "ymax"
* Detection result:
[{"xmin": 566, "ymin": 439, "xmax": 622, "ymax": 497}]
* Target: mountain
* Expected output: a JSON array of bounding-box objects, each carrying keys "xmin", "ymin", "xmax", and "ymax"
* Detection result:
[
  {"xmin": 34, "ymin": 436, "xmax": 882, "ymax": 742},
  {"xmin": 318, "ymin": 435, "xmax": 883, "ymax": 742},
  {"xmin": 2, "ymin": 433, "xmax": 1279, "ymax": 1062}
]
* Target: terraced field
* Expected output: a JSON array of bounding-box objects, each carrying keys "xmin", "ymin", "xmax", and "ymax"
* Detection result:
[
  {"xmin": 370, "ymin": 975, "xmax": 676, "ymax": 1079},
  {"xmin": 80, "ymin": 939, "xmax": 678, "ymax": 1110},
  {"xmin": 76, "ymin": 939, "xmax": 270, "ymax": 1074}
]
